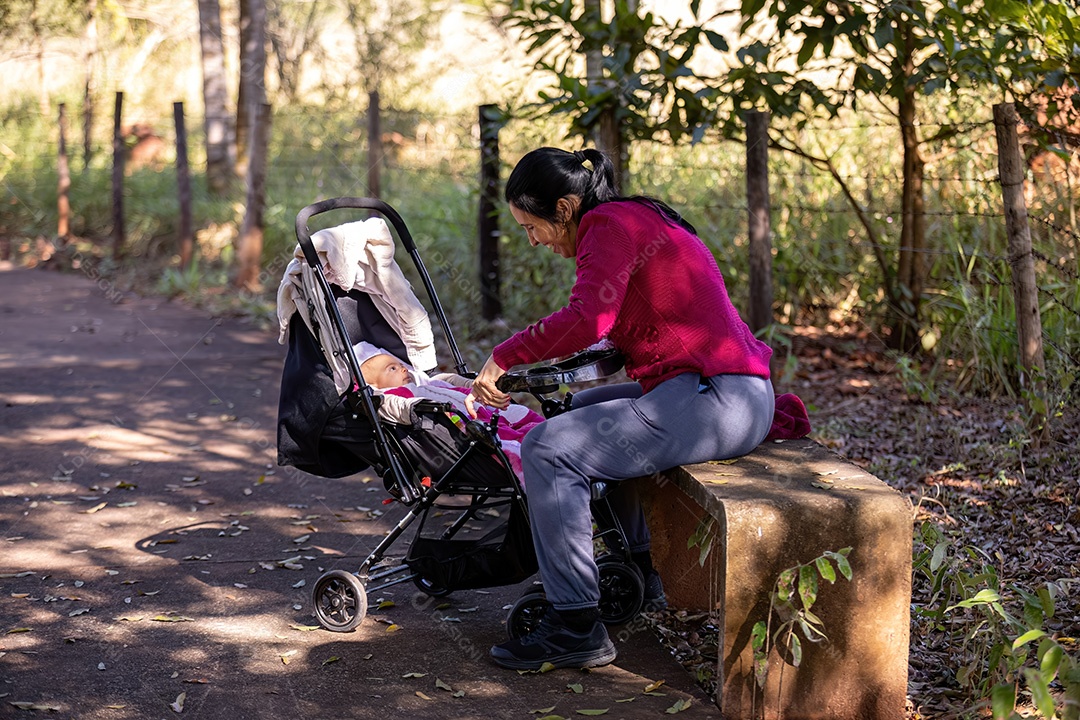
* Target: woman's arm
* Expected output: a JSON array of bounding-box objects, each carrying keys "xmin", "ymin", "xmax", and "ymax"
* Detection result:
[{"xmin": 493, "ymin": 212, "xmax": 635, "ymax": 369}]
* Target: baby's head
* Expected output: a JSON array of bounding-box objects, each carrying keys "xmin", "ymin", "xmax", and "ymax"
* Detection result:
[{"xmin": 360, "ymin": 352, "xmax": 413, "ymax": 389}]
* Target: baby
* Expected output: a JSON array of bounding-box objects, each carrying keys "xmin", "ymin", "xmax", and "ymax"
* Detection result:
[{"xmin": 353, "ymin": 341, "xmax": 545, "ymax": 479}]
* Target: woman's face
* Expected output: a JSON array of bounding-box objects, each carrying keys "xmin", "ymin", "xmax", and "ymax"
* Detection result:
[{"xmin": 510, "ymin": 201, "xmax": 577, "ymax": 258}]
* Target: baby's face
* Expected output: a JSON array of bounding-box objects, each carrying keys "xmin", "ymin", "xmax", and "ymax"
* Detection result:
[{"xmin": 361, "ymin": 354, "xmax": 412, "ymax": 389}]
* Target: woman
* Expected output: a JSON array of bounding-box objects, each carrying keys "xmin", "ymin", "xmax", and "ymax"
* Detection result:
[{"xmin": 466, "ymin": 147, "xmax": 778, "ymax": 671}]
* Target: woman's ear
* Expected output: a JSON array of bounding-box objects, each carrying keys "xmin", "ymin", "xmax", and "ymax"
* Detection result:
[{"xmin": 555, "ymin": 195, "xmax": 581, "ymax": 223}]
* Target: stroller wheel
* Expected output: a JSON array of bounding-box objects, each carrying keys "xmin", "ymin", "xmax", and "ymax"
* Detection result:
[
  {"xmin": 506, "ymin": 586, "xmax": 550, "ymax": 640},
  {"xmin": 597, "ymin": 556, "xmax": 644, "ymax": 626},
  {"xmin": 312, "ymin": 570, "xmax": 368, "ymax": 632},
  {"xmin": 412, "ymin": 575, "xmax": 452, "ymax": 598}
]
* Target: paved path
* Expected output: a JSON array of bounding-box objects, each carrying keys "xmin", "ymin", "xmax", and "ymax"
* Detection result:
[{"xmin": 0, "ymin": 263, "xmax": 717, "ymax": 719}]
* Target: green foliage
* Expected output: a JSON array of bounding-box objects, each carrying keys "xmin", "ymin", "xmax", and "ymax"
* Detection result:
[
  {"xmin": 686, "ymin": 515, "xmax": 717, "ymax": 567},
  {"xmin": 500, "ymin": 0, "xmax": 722, "ymax": 144},
  {"xmin": 751, "ymin": 549, "xmax": 853, "ymax": 703},
  {"xmin": 913, "ymin": 522, "xmax": 1080, "ymax": 719}
]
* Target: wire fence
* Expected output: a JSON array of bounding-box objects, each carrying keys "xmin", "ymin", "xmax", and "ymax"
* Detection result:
[{"xmin": 2, "ymin": 100, "xmax": 1078, "ymax": 400}]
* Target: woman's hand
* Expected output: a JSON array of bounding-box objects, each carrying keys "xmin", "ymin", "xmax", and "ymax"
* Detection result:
[{"xmin": 465, "ymin": 354, "xmax": 510, "ymax": 418}]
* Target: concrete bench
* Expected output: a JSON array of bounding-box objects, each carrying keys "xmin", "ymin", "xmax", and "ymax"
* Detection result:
[{"xmin": 638, "ymin": 439, "xmax": 912, "ymax": 720}]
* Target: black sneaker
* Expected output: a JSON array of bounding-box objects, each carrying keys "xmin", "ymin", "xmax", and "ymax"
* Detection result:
[
  {"xmin": 490, "ymin": 610, "xmax": 617, "ymax": 670},
  {"xmin": 642, "ymin": 571, "xmax": 667, "ymax": 611}
]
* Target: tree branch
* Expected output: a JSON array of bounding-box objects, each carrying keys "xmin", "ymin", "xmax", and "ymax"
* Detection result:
[{"xmin": 769, "ymin": 135, "xmax": 899, "ymax": 309}]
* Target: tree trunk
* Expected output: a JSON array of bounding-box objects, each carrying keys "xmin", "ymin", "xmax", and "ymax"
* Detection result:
[
  {"xmin": 478, "ymin": 104, "xmax": 502, "ymax": 320},
  {"xmin": 174, "ymin": 102, "xmax": 195, "ymax": 271},
  {"xmin": 111, "ymin": 92, "xmax": 125, "ymax": 259},
  {"xmin": 236, "ymin": 0, "xmax": 267, "ymax": 177},
  {"xmin": 57, "ymin": 103, "xmax": 71, "ymax": 245},
  {"xmin": 889, "ymin": 28, "xmax": 926, "ymax": 352},
  {"xmin": 994, "ymin": 102, "xmax": 1047, "ymax": 438},
  {"xmin": 235, "ymin": 103, "xmax": 271, "ymax": 291},
  {"xmin": 367, "ymin": 90, "xmax": 381, "ymax": 199},
  {"xmin": 583, "ymin": 0, "xmax": 628, "ymax": 191},
  {"xmin": 746, "ymin": 111, "xmax": 773, "ymax": 333},
  {"xmin": 197, "ymin": 0, "xmax": 231, "ymax": 195},
  {"xmin": 31, "ymin": 0, "xmax": 49, "ymax": 115},
  {"xmin": 82, "ymin": 0, "xmax": 98, "ymax": 170}
]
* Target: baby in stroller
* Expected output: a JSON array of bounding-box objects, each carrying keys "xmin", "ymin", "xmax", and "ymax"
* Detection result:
[{"xmin": 353, "ymin": 341, "xmax": 544, "ymax": 480}]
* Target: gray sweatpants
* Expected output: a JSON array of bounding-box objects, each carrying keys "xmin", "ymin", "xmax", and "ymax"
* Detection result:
[{"xmin": 521, "ymin": 372, "xmax": 774, "ymax": 610}]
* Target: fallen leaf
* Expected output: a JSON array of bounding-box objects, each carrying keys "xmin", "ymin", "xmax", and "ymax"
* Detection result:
[
  {"xmin": 402, "ymin": 672, "xmax": 427, "ymax": 678},
  {"xmin": 6, "ymin": 628, "xmax": 32, "ymax": 634},
  {"xmin": 435, "ymin": 678, "xmax": 454, "ymax": 692},
  {"xmin": 644, "ymin": 680, "xmax": 665, "ymax": 693},
  {"xmin": 68, "ymin": 608, "xmax": 90, "ymax": 617},
  {"xmin": 575, "ymin": 710, "xmax": 609, "ymax": 716},
  {"xmin": 10, "ymin": 701, "xmax": 63, "ymax": 711},
  {"xmin": 532, "ymin": 706, "xmax": 557, "ymax": 714},
  {"xmin": 170, "ymin": 692, "xmax": 186, "ymax": 713},
  {"xmin": 289, "ymin": 624, "xmax": 320, "ymax": 632},
  {"xmin": 665, "ymin": 698, "xmax": 692, "ymax": 714},
  {"xmin": 386, "ymin": 624, "xmax": 401, "ymax": 633},
  {"xmin": 539, "ymin": 661, "xmax": 556, "ymax": 673},
  {"xmin": 567, "ymin": 683, "xmax": 583, "ymax": 694},
  {"xmin": 415, "ymin": 691, "xmax": 433, "ymax": 700},
  {"xmin": 280, "ymin": 650, "xmax": 298, "ymax": 665},
  {"xmin": 151, "ymin": 615, "xmax": 194, "ymax": 623},
  {"xmin": 377, "ymin": 600, "xmax": 395, "ymax": 609},
  {"xmin": 322, "ymin": 656, "xmax": 340, "ymax": 666},
  {"xmin": 82, "ymin": 502, "xmax": 107, "ymax": 514}
]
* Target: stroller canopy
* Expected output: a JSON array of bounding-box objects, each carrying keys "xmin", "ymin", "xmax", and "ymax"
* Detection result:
[{"xmin": 275, "ymin": 217, "xmax": 437, "ymax": 477}]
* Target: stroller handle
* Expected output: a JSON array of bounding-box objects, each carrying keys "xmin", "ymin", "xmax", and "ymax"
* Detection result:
[
  {"xmin": 295, "ymin": 197, "xmax": 418, "ymax": 266},
  {"xmin": 292, "ymin": 196, "xmax": 469, "ymax": 377}
]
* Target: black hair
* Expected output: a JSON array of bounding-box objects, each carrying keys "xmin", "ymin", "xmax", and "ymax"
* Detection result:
[{"xmin": 504, "ymin": 147, "xmax": 697, "ymax": 235}]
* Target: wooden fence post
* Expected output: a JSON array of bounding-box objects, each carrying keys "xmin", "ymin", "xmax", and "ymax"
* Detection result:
[
  {"xmin": 57, "ymin": 102, "xmax": 71, "ymax": 246},
  {"xmin": 993, "ymin": 101, "xmax": 1047, "ymax": 437},
  {"xmin": 174, "ymin": 101, "xmax": 194, "ymax": 271},
  {"xmin": 367, "ymin": 90, "xmax": 381, "ymax": 200},
  {"xmin": 235, "ymin": 102, "xmax": 270, "ymax": 291},
  {"xmin": 745, "ymin": 110, "xmax": 774, "ymax": 333},
  {"xmin": 478, "ymin": 104, "xmax": 502, "ymax": 320},
  {"xmin": 111, "ymin": 91, "xmax": 125, "ymax": 259}
]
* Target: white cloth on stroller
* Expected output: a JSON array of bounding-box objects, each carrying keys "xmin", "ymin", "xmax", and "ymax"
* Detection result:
[{"xmin": 276, "ymin": 217, "xmax": 437, "ymax": 395}]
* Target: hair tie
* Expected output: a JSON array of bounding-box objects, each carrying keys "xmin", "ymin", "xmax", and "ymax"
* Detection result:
[{"xmin": 573, "ymin": 150, "xmax": 586, "ymax": 164}]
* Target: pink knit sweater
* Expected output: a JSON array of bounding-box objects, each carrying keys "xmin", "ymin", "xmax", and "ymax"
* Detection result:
[{"xmin": 493, "ymin": 201, "xmax": 773, "ymax": 393}]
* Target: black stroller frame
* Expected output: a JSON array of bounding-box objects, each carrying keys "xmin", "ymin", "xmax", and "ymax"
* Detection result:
[{"xmin": 282, "ymin": 198, "xmax": 646, "ymax": 636}]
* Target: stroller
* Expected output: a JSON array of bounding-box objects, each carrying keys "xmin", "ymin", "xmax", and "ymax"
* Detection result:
[{"xmin": 276, "ymin": 198, "xmax": 646, "ymax": 637}]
